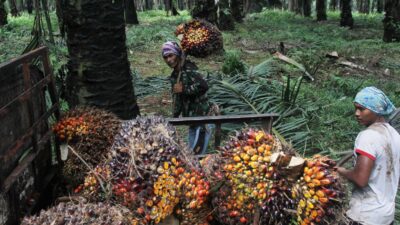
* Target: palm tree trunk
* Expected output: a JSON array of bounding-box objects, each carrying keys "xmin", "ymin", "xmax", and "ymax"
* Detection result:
[
  {"xmin": 357, "ymin": 0, "xmax": 363, "ymax": 12},
  {"xmin": 218, "ymin": 0, "xmax": 235, "ymax": 30},
  {"xmin": 364, "ymin": 0, "xmax": 370, "ymax": 13},
  {"xmin": 340, "ymin": 0, "xmax": 354, "ymax": 27},
  {"xmin": 165, "ymin": 0, "xmax": 179, "ymax": 16},
  {"xmin": 289, "ymin": 0, "xmax": 296, "ymax": 11},
  {"xmin": 144, "ymin": 0, "xmax": 153, "ymax": 10},
  {"xmin": 231, "ymin": 0, "xmax": 244, "ymax": 22},
  {"xmin": 171, "ymin": 5, "xmax": 179, "ymax": 15},
  {"xmin": 317, "ymin": 0, "xmax": 327, "ymax": 20},
  {"xmin": 41, "ymin": 0, "xmax": 55, "ymax": 43},
  {"xmin": 8, "ymin": 0, "xmax": 20, "ymax": 16},
  {"xmin": 359, "ymin": 0, "xmax": 370, "ymax": 13},
  {"xmin": 187, "ymin": 0, "xmax": 195, "ymax": 10},
  {"xmin": 164, "ymin": 0, "xmax": 170, "ymax": 15},
  {"xmin": 330, "ymin": 0, "xmax": 338, "ymax": 10},
  {"xmin": 177, "ymin": 0, "xmax": 184, "ymax": 10},
  {"xmin": 63, "ymin": 0, "xmax": 140, "ymax": 119},
  {"xmin": 377, "ymin": 0, "xmax": 384, "ymax": 12},
  {"xmin": 383, "ymin": 0, "xmax": 400, "ymax": 42},
  {"xmin": 0, "ymin": 0, "xmax": 7, "ymax": 26},
  {"xmin": 303, "ymin": 0, "xmax": 312, "ymax": 16},
  {"xmin": 371, "ymin": 0, "xmax": 376, "ymax": 11},
  {"xmin": 135, "ymin": 0, "xmax": 142, "ymax": 11},
  {"xmin": 125, "ymin": 0, "xmax": 139, "ymax": 24},
  {"xmin": 245, "ymin": 0, "xmax": 264, "ymax": 13},
  {"xmin": 267, "ymin": 0, "xmax": 283, "ymax": 8},
  {"xmin": 26, "ymin": 0, "xmax": 33, "ymax": 13},
  {"xmin": 191, "ymin": 0, "xmax": 217, "ymax": 24},
  {"xmin": 296, "ymin": 0, "xmax": 304, "ymax": 14}
]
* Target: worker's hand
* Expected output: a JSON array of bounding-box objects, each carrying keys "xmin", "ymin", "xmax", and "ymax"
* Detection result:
[
  {"xmin": 173, "ymin": 82, "xmax": 183, "ymax": 93},
  {"xmin": 334, "ymin": 166, "xmax": 346, "ymax": 175}
]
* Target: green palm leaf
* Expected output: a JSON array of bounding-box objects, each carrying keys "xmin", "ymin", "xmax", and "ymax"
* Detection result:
[{"xmin": 208, "ymin": 62, "xmax": 314, "ymax": 150}]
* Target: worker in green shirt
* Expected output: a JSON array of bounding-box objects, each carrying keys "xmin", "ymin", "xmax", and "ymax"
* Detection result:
[{"xmin": 161, "ymin": 41, "xmax": 215, "ymax": 154}]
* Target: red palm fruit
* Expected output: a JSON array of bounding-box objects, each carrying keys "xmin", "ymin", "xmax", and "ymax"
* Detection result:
[
  {"xmin": 240, "ymin": 217, "xmax": 248, "ymax": 223},
  {"xmin": 229, "ymin": 210, "xmax": 239, "ymax": 217}
]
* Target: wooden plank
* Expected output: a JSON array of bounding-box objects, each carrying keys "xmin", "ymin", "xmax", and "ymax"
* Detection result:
[
  {"xmin": 0, "ymin": 46, "xmax": 47, "ymax": 71},
  {"xmin": 167, "ymin": 113, "xmax": 279, "ymax": 126},
  {"xmin": 168, "ymin": 114, "xmax": 279, "ymax": 150}
]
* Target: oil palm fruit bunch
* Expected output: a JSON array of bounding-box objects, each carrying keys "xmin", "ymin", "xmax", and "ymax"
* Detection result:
[
  {"xmin": 78, "ymin": 116, "xmax": 208, "ymax": 225},
  {"xmin": 21, "ymin": 202, "xmax": 133, "ymax": 225},
  {"xmin": 213, "ymin": 128, "xmax": 279, "ymax": 225},
  {"xmin": 176, "ymin": 19, "xmax": 223, "ymax": 58},
  {"xmin": 53, "ymin": 106, "xmax": 121, "ymax": 146},
  {"xmin": 53, "ymin": 107, "xmax": 121, "ymax": 185},
  {"xmin": 175, "ymin": 168, "xmax": 213, "ymax": 225},
  {"xmin": 73, "ymin": 165, "xmax": 112, "ymax": 201},
  {"xmin": 292, "ymin": 155, "xmax": 344, "ymax": 225},
  {"xmin": 258, "ymin": 151, "xmax": 305, "ymax": 224},
  {"xmin": 212, "ymin": 184, "xmax": 254, "ymax": 225},
  {"xmin": 53, "ymin": 116, "xmax": 89, "ymax": 142},
  {"xmin": 108, "ymin": 116, "xmax": 182, "ymax": 184},
  {"xmin": 200, "ymin": 153, "xmax": 225, "ymax": 186},
  {"xmin": 259, "ymin": 178, "xmax": 296, "ymax": 225},
  {"xmin": 178, "ymin": 170, "xmax": 210, "ymax": 210},
  {"xmin": 175, "ymin": 23, "xmax": 185, "ymax": 36}
]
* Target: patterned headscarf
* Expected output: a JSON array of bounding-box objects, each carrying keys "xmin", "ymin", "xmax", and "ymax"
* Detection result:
[
  {"xmin": 354, "ymin": 86, "xmax": 396, "ymax": 115},
  {"xmin": 161, "ymin": 41, "xmax": 182, "ymax": 57}
]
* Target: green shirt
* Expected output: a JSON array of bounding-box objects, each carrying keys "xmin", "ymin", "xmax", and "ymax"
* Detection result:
[{"xmin": 170, "ymin": 61, "xmax": 210, "ymax": 118}]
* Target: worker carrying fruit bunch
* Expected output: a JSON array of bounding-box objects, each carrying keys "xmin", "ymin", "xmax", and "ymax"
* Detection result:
[
  {"xmin": 161, "ymin": 41, "xmax": 218, "ymax": 154},
  {"xmin": 336, "ymin": 86, "xmax": 400, "ymax": 225}
]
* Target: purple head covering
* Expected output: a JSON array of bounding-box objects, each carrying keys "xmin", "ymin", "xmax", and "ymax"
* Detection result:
[{"xmin": 162, "ymin": 41, "xmax": 182, "ymax": 57}]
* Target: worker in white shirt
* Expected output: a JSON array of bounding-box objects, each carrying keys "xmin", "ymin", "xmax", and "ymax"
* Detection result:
[{"xmin": 336, "ymin": 86, "xmax": 399, "ymax": 225}]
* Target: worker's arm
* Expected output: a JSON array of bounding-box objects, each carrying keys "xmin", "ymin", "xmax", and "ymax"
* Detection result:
[
  {"xmin": 183, "ymin": 71, "xmax": 208, "ymax": 96},
  {"xmin": 336, "ymin": 154, "xmax": 375, "ymax": 188},
  {"xmin": 170, "ymin": 78, "xmax": 182, "ymax": 117}
]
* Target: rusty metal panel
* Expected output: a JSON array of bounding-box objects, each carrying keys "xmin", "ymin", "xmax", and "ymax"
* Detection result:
[
  {"xmin": 0, "ymin": 65, "xmax": 33, "ymax": 182},
  {"xmin": 0, "ymin": 47, "xmax": 61, "ymax": 225}
]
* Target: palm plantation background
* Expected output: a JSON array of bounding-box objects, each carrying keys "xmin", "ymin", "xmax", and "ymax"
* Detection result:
[{"xmin": 1, "ymin": 0, "xmax": 400, "ymax": 223}]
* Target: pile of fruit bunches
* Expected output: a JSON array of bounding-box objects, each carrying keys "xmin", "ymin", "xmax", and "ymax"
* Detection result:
[
  {"xmin": 78, "ymin": 116, "xmax": 211, "ymax": 225},
  {"xmin": 212, "ymin": 128, "xmax": 344, "ymax": 225},
  {"xmin": 52, "ymin": 106, "xmax": 121, "ymax": 145},
  {"xmin": 176, "ymin": 19, "xmax": 223, "ymax": 58},
  {"xmin": 292, "ymin": 155, "xmax": 343, "ymax": 225},
  {"xmin": 52, "ymin": 107, "xmax": 121, "ymax": 184}
]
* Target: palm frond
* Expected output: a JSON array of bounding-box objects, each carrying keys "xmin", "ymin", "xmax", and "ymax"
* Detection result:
[
  {"xmin": 273, "ymin": 52, "xmax": 314, "ymax": 81},
  {"xmin": 133, "ymin": 73, "xmax": 169, "ymax": 97},
  {"xmin": 209, "ymin": 63, "xmax": 314, "ymax": 151},
  {"xmin": 247, "ymin": 58, "xmax": 277, "ymax": 78}
]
